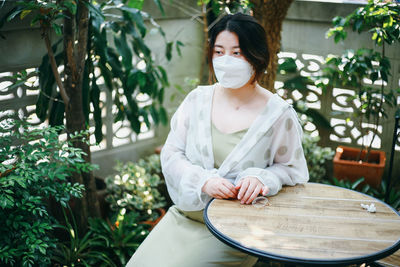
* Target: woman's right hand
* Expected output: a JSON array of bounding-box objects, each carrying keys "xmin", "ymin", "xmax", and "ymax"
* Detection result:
[{"xmin": 201, "ymin": 177, "xmax": 237, "ymax": 199}]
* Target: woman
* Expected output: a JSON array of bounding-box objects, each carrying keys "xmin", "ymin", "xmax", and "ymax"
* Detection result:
[{"xmin": 127, "ymin": 13, "xmax": 309, "ymax": 267}]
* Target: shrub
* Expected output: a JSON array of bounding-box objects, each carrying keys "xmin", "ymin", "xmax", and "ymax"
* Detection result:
[
  {"xmin": 51, "ymin": 207, "xmax": 116, "ymax": 267},
  {"xmin": 302, "ymin": 132, "xmax": 335, "ymax": 183},
  {"xmin": 0, "ymin": 119, "xmax": 95, "ymax": 266},
  {"xmin": 105, "ymin": 155, "xmax": 166, "ymax": 221},
  {"xmin": 88, "ymin": 210, "xmax": 150, "ymax": 266}
]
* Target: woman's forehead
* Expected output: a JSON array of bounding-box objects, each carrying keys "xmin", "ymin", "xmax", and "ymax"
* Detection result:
[{"xmin": 214, "ymin": 31, "xmax": 240, "ymax": 48}]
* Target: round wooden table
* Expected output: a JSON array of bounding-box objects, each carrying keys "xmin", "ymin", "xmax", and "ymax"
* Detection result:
[{"xmin": 203, "ymin": 183, "xmax": 400, "ymax": 265}]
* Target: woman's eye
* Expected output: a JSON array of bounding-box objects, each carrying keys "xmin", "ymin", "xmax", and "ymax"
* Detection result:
[
  {"xmin": 233, "ymin": 51, "xmax": 241, "ymax": 56},
  {"xmin": 215, "ymin": 51, "xmax": 223, "ymax": 55}
]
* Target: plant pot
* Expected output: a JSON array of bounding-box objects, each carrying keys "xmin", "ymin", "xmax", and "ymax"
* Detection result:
[
  {"xmin": 333, "ymin": 145, "xmax": 386, "ymax": 188},
  {"xmin": 140, "ymin": 208, "xmax": 166, "ymax": 231},
  {"xmin": 154, "ymin": 145, "xmax": 163, "ymax": 154}
]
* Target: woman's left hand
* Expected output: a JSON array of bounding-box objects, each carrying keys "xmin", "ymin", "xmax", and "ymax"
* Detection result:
[{"xmin": 235, "ymin": 177, "xmax": 269, "ymax": 204}]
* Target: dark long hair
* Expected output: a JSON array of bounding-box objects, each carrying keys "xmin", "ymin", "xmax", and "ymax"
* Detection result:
[{"xmin": 208, "ymin": 13, "xmax": 270, "ymax": 84}]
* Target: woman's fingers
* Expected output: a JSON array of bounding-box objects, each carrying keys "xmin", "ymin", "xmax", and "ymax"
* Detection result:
[
  {"xmin": 219, "ymin": 184, "xmax": 236, "ymax": 198},
  {"xmin": 236, "ymin": 177, "xmax": 268, "ymax": 204},
  {"xmin": 203, "ymin": 177, "xmax": 237, "ymax": 199},
  {"xmin": 237, "ymin": 179, "xmax": 249, "ymax": 200},
  {"xmin": 241, "ymin": 181, "xmax": 257, "ymax": 204},
  {"xmin": 262, "ymin": 186, "xmax": 269, "ymax": 196},
  {"xmin": 246, "ymin": 184, "xmax": 262, "ymax": 204},
  {"xmin": 224, "ymin": 183, "xmax": 238, "ymax": 198},
  {"xmin": 203, "ymin": 177, "xmax": 265, "ymax": 201},
  {"xmin": 235, "ymin": 179, "xmax": 243, "ymax": 190}
]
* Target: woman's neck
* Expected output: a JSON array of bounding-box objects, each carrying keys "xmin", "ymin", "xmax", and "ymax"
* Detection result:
[{"xmin": 220, "ymin": 82, "xmax": 259, "ymax": 102}]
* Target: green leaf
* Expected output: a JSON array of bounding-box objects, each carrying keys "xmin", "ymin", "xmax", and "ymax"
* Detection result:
[
  {"xmin": 127, "ymin": 0, "xmax": 144, "ymax": 10},
  {"xmin": 372, "ymin": 31, "xmax": 378, "ymax": 40},
  {"xmin": 282, "ymin": 76, "xmax": 311, "ymax": 91},
  {"xmin": 63, "ymin": 0, "xmax": 77, "ymax": 15},
  {"xmin": 158, "ymin": 87, "xmax": 164, "ymax": 104},
  {"xmin": 84, "ymin": 1, "xmax": 105, "ymax": 20},
  {"xmin": 7, "ymin": 9, "xmax": 23, "ymax": 22},
  {"xmin": 381, "ymin": 70, "xmax": 388, "ymax": 82},
  {"xmin": 37, "ymin": 45, "xmax": 63, "ymax": 121},
  {"xmin": 114, "ymin": 31, "xmax": 133, "ymax": 70},
  {"xmin": 153, "ymin": 0, "xmax": 165, "ymax": 15},
  {"xmin": 120, "ymin": 7, "xmax": 147, "ymax": 37},
  {"xmin": 159, "ymin": 106, "xmax": 168, "ymax": 125},
  {"xmin": 332, "ymin": 16, "xmax": 345, "ymax": 27},
  {"xmin": 354, "ymin": 18, "xmax": 363, "ymax": 32},
  {"xmin": 97, "ymin": 62, "xmax": 113, "ymax": 91},
  {"xmin": 139, "ymin": 108, "xmax": 151, "ymax": 128},
  {"xmin": 125, "ymin": 93, "xmax": 139, "ymax": 115},
  {"xmin": 149, "ymin": 105, "xmax": 159, "ymax": 125},
  {"xmin": 52, "ymin": 23, "xmax": 62, "ymax": 36},
  {"xmin": 334, "ymin": 33, "xmax": 342, "ymax": 43},
  {"xmin": 129, "ymin": 29, "xmax": 151, "ymax": 59},
  {"xmin": 303, "ymin": 108, "xmax": 332, "ymax": 130},
  {"xmin": 126, "ymin": 111, "xmax": 141, "ymax": 134},
  {"xmin": 278, "ymin": 58, "xmax": 297, "ymax": 74},
  {"xmin": 6, "ymin": 79, "xmax": 27, "ymax": 91},
  {"xmin": 157, "ymin": 66, "xmax": 169, "ymax": 87},
  {"xmin": 127, "ymin": 70, "xmax": 139, "ymax": 90},
  {"xmin": 0, "ymin": 7, "xmax": 19, "ymax": 32},
  {"xmin": 370, "ymin": 71, "xmax": 379, "ymax": 83},
  {"xmin": 351, "ymin": 177, "xmax": 365, "ymax": 190},
  {"xmin": 107, "ymin": 48, "xmax": 124, "ymax": 77},
  {"xmin": 166, "ymin": 42, "xmax": 173, "ymax": 61},
  {"xmin": 137, "ymin": 71, "xmax": 147, "ymax": 89},
  {"xmin": 176, "ymin": 41, "xmax": 184, "ymax": 57},
  {"xmin": 48, "ymin": 97, "xmax": 65, "ymax": 127},
  {"xmin": 20, "ymin": 10, "xmax": 32, "ymax": 20},
  {"xmin": 133, "ymin": 11, "xmax": 147, "ymax": 38},
  {"xmin": 38, "ymin": 245, "xmax": 46, "ymax": 255}
]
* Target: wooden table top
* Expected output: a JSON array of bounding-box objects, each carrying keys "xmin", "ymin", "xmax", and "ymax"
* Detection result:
[{"xmin": 204, "ymin": 183, "xmax": 400, "ymax": 265}]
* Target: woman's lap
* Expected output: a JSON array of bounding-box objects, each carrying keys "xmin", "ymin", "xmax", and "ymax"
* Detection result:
[{"xmin": 126, "ymin": 205, "xmax": 257, "ymax": 267}]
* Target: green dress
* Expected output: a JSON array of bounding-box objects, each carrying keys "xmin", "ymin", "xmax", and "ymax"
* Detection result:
[{"xmin": 126, "ymin": 124, "xmax": 257, "ymax": 267}]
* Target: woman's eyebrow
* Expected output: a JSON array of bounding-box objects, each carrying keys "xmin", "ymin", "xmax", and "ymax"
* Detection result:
[{"xmin": 214, "ymin": 44, "xmax": 240, "ymax": 49}]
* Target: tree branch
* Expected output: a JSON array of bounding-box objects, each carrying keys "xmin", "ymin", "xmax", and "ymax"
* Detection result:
[{"xmin": 43, "ymin": 28, "xmax": 70, "ymax": 107}]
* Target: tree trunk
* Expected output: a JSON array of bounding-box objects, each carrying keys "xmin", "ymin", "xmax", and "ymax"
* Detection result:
[
  {"xmin": 63, "ymin": 1, "xmax": 101, "ymax": 234},
  {"xmin": 250, "ymin": 0, "xmax": 294, "ymax": 92}
]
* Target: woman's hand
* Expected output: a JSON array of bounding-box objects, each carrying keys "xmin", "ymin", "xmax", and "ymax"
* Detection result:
[
  {"xmin": 202, "ymin": 177, "xmax": 238, "ymax": 199},
  {"xmin": 235, "ymin": 177, "xmax": 269, "ymax": 204}
]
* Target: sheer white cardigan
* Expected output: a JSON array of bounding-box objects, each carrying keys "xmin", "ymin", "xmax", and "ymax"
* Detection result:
[{"xmin": 160, "ymin": 84, "xmax": 309, "ymax": 211}]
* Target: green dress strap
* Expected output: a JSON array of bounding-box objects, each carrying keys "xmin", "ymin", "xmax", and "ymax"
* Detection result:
[{"xmin": 211, "ymin": 123, "xmax": 248, "ymax": 168}]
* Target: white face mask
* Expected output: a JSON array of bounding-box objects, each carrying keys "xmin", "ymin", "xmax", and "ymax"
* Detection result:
[{"xmin": 212, "ymin": 55, "xmax": 255, "ymax": 89}]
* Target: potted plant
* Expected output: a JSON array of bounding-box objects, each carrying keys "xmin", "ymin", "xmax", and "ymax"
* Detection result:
[{"xmin": 321, "ymin": 0, "xmax": 399, "ymax": 187}]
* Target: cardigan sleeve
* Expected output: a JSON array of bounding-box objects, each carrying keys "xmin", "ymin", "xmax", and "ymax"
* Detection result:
[
  {"xmin": 234, "ymin": 107, "xmax": 309, "ymax": 196},
  {"xmin": 160, "ymin": 90, "xmax": 218, "ymax": 211}
]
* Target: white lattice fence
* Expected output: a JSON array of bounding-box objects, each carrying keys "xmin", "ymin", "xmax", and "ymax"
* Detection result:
[
  {"xmin": 0, "ymin": 69, "xmax": 156, "ymax": 154},
  {"xmin": 276, "ymin": 50, "xmax": 400, "ymax": 159}
]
